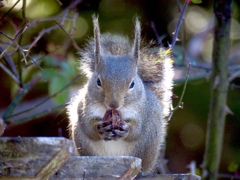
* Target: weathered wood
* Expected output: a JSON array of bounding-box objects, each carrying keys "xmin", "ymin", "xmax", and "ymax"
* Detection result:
[
  {"xmin": 0, "ymin": 137, "xmax": 74, "ymax": 179},
  {"xmin": 50, "ymin": 156, "xmax": 142, "ymax": 180},
  {"xmin": 136, "ymin": 174, "xmax": 201, "ymax": 180},
  {"xmin": 0, "ymin": 137, "xmax": 201, "ymax": 180}
]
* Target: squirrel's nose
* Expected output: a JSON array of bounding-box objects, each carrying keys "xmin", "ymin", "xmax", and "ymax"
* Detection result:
[{"xmin": 108, "ymin": 101, "xmax": 120, "ymax": 109}]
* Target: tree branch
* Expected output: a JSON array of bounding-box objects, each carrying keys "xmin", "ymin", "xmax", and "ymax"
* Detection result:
[
  {"xmin": 171, "ymin": 1, "xmax": 189, "ymax": 49},
  {"xmin": 8, "ymin": 104, "xmax": 66, "ymax": 126},
  {"xmin": 202, "ymin": 1, "xmax": 233, "ymax": 179},
  {"xmin": 5, "ymin": 74, "xmax": 82, "ymax": 121},
  {"xmin": 2, "ymin": 75, "xmax": 42, "ymax": 121},
  {"xmin": 168, "ymin": 63, "xmax": 191, "ymax": 120}
]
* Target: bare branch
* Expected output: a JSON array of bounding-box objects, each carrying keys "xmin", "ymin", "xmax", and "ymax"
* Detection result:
[
  {"xmin": 22, "ymin": 0, "xmax": 27, "ymax": 21},
  {"xmin": 55, "ymin": 12, "xmax": 81, "ymax": 52},
  {"xmin": 0, "ymin": 46, "xmax": 19, "ymax": 77},
  {"xmin": 0, "ymin": 23, "xmax": 29, "ymax": 62},
  {"xmin": 4, "ymin": 74, "xmax": 83, "ymax": 121},
  {"xmin": 168, "ymin": 63, "xmax": 191, "ymax": 120},
  {"xmin": 8, "ymin": 104, "xmax": 66, "ymax": 126},
  {"xmin": 0, "ymin": 61, "xmax": 20, "ymax": 84},
  {"xmin": 0, "ymin": 0, "xmax": 84, "ymax": 129},
  {"xmin": 202, "ymin": 0, "xmax": 233, "ymax": 179},
  {"xmin": 0, "ymin": 0, "xmax": 21, "ymax": 21},
  {"xmin": 171, "ymin": 1, "xmax": 189, "ymax": 49},
  {"xmin": 21, "ymin": 0, "xmax": 83, "ymax": 62},
  {"xmin": 2, "ymin": 75, "xmax": 42, "ymax": 121},
  {"xmin": 22, "ymin": 24, "xmax": 60, "ymax": 61},
  {"xmin": 228, "ymin": 70, "xmax": 240, "ymax": 82}
]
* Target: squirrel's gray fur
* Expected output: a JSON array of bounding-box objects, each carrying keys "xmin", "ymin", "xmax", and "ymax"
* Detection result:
[{"xmin": 67, "ymin": 17, "xmax": 174, "ymax": 173}]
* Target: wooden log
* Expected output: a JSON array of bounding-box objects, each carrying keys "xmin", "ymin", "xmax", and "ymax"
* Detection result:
[
  {"xmin": 0, "ymin": 137, "xmax": 201, "ymax": 180},
  {"xmin": 0, "ymin": 137, "xmax": 74, "ymax": 179},
  {"xmin": 50, "ymin": 156, "xmax": 142, "ymax": 180},
  {"xmin": 136, "ymin": 173, "xmax": 201, "ymax": 180}
]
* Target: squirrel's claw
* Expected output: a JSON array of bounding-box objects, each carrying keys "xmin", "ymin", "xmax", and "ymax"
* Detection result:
[
  {"xmin": 97, "ymin": 121, "xmax": 129, "ymax": 141},
  {"xmin": 97, "ymin": 123, "xmax": 112, "ymax": 133}
]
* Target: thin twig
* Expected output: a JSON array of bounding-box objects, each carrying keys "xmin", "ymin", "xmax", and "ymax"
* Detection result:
[
  {"xmin": 168, "ymin": 63, "xmax": 191, "ymax": 120},
  {"xmin": 177, "ymin": 0, "xmax": 187, "ymax": 65},
  {"xmin": 22, "ymin": 0, "xmax": 27, "ymax": 21},
  {"xmin": 174, "ymin": 63, "xmax": 240, "ymax": 72},
  {"xmin": 0, "ymin": 23, "xmax": 29, "ymax": 61},
  {"xmin": 171, "ymin": 1, "xmax": 189, "ymax": 49},
  {"xmin": 228, "ymin": 70, "xmax": 240, "ymax": 82},
  {"xmin": 23, "ymin": 25, "xmax": 60, "ymax": 61},
  {"xmin": 0, "ymin": 22, "xmax": 29, "ymax": 86},
  {"xmin": 176, "ymin": 0, "xmax": 182, "ymax": 12},
  {"xmin": 0, "ymin": 61, "xmax": 21, "ymax": 84},
  {"xmin": 28, "ymin": 54, "xmax": 45, "ymax": 75},
  {"xmin": 1, "ymin": 0, "xmax": 83, "ymax": 126},
  {"xmin": 26, "ymin": 0, "xmax": 82, "ymax": 28},
  {"xmin": 0, "ymin": 0, "xmax": 21, "ymax": 21},
  {"xmin": 5, "ymin": 74, "xmax": 83, "ymax": 120},
  {"xmin": 52, "ymin": 13, "xmax": 80, "ymax": 53},
  {"xmin": 0, "ymin": 46, "xmax": 19, "ymax": 79},
  {"xmin": 18, "ymin": 0, "xmax": 27, "ymax": 85},
  {"xmin": 3, "ymin": 75, "xmax": 42, "ymax": 121},
  {"xmin": 8, "ymin": 104, "xmax": 66, "ymax": 126},
  {"xmin": 174, "ymin": 71, "xmax": 207, "ymax": 84},
  {"xmin": 0, "ymin": 31, "xmax": 16, "ymax": 41},
  {"xmin": 150, "ymin": 21, "xmax": 161, "ymax": 44},
  {"xmin": 55, "ymin": 16, "xmax": 81, "ymax": 51},
  {"xmin": 22, "ymin": 0, "xmax": 82, "ymax": 62}
]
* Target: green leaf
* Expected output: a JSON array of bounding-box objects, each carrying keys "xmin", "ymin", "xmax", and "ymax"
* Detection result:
[
  {"xmin": 43, "ymin": 57, "xmax": 57, "ymax": 67},
  {"xmin": 60, "ymin": 61, "xmax": 77, "ymax": 77},
  {"xmin": 43, "ymin": 69, "xmax": 57, "ymax": 80},
  {"xmin": 228, "ymin": 162, "xmax": 239, "ymax": 173},
  {"xmin": 49, "ymin": 74, "xmax": 69, "ymax": 104},
  {"xmin": 191, "ymin": 0, "xmax": 202, "ymax": 4}
]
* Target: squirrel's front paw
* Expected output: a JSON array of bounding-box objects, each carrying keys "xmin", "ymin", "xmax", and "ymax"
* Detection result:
[{"xmin": 97, "ymin": 109, "xmax": 129, "ymax": 141}]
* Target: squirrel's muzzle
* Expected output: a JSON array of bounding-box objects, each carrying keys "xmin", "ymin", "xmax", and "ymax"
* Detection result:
[{"xmin": 105, "ymin": 92, "xmax": 124, "ymax": 110}]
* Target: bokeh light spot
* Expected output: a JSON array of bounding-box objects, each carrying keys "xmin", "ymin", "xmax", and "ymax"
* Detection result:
[
  {"xmin": 186, "ymin": 7, "xmax": 209, "ymax": 34},
  {"xmin": 180, "ymin": 123, "xmax": 204, "ymax": 149},
  {"xmin": 72, "ymin": 16, "xmax": 88, "ymax": 39},
  {"xmin": 230, "ymin": 19, "xmax": 240, "ymax": 40},
  {"xmin": 26, "ymin": 0, "xmax": 60, "ymax": 19}
]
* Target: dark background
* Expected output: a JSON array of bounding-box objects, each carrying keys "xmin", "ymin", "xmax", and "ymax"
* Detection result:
[{"xmin": 0, "ymin": 0, "xmax": 240, "ymax": 176}]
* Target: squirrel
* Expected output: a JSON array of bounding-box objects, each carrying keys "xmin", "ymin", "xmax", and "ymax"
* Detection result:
[{"xmin": 67, "ymin": 17, "xmax": 174, "ymax": 173}]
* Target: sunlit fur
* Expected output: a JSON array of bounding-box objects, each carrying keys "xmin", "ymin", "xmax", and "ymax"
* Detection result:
[{"xmin": 67, "ymin": 17, "xmax": 174, "ymax": 173}]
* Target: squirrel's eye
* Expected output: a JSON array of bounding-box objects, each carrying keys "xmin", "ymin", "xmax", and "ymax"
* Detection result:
[
  {"xmin": 129, "ymin": 81, "xmax": 135, "ymax": 89},
  {"xmin": 97, "ymin": 78, "xmax": 102, "ymax": 87}
]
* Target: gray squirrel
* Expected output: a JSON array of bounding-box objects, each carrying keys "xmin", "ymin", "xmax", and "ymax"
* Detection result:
[{"xmin": 67, "ymin": 17, "xmax": 174, "ymax": 173}]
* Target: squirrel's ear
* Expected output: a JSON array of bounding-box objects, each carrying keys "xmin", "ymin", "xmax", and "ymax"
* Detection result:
[
  {"xmin": 132, "ymin": 18, "xmax": 141, "ymax": 64},
  {"xmin": 93, "ymin": 16, "xmax": 101, "ymax": 70}
]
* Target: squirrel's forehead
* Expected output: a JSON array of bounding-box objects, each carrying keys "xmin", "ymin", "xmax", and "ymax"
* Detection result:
[
  {"xmin": 98, "ymin": 56, "xmax": 136, "ymax": 78},
  {"xmin": 102, "ymin": 55, "xmax": 134, "ymax": 68}
]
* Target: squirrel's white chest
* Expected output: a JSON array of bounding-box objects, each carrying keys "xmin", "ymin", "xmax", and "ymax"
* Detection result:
[{"xmin": 93, "ymin": 140, "xmax": 132, "ymax": 156}]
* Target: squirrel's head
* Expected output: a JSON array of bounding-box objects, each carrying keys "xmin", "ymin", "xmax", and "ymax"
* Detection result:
[{"xmin": 87, "ymin": 17, "xmax": 144, "ymax": 110}]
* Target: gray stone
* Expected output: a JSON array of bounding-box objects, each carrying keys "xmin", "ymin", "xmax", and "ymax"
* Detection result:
[
  {"xmin": 0, "ymin": 137, "xmax": 74, "ymax": 179},
  {"xmin": 50, "ymin": 156, "xmax": 142, "ymax": 180}
]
